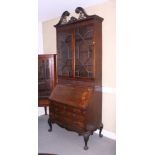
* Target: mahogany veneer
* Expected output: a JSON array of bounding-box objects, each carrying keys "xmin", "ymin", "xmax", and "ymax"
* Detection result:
[{"xmin": 48, "ymin": 7, "xmax": 104, "ymax": 150}]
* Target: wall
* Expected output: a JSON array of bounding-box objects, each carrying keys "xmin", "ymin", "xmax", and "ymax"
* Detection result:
[
  {"xmin": 42, "ymin": 0, "xmax": 116, "ymax": 134},
  {"xmin": 38, "ymin": 22, "xmax": 43, "ymax": 54}
]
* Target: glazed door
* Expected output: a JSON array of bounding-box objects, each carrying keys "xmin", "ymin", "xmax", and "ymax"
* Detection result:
[
  {"xmin": 57, "ymin": 30, "xmax": 73, "ymax": 78},
  {"xmin": 75, "ymin": 25, "xmax": 94, "ymax": 79},
  {"xmin": 57, "ymin": 25, "xmax": 95, "ymax": 79},
  {"xmin": 38, "ymin": 56, "xmax": 51, "ymax": 97}
]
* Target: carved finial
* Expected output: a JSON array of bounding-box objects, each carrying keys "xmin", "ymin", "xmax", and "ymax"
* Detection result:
[
  {"xmin": 75, "ymin": 7, "xmax": 89, "ymax": 19},
  {"xmin": 68, "ymin": 16, "xmax": 77, "ymax": 23},
  {"xmin": 54, "ymin": 7, "xmax": 92, "ymax": 27},
  {"xmin": 55, "ymin": 11, "xmax": 70, "ymax": 26}
]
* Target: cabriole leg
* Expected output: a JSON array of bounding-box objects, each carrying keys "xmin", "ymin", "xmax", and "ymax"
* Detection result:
[
  {"xmin": 44, "ymin": 106, "xmax": 47, "ymax": 115},
  {"xmin": 83, "ymin": 132, "xmax": 91, "ymax": 150},
  {"xmin": 99, "ymin": 123, "xmax": 103, "ymax": 137},
  {"xmin": 48, "ymin": 118, "xmax": 52, "ymax": 132}
]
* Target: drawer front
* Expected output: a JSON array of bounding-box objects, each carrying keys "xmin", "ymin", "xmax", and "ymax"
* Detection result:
[
  {"xmin": 54, "ymin": 113, "xmax": 71, "ymax": 125},
  {"xmin": 54, "ymin": 113, "xmax": 85, "ymax": 131},
  {"xmin": 49, "ymin": 102, "xmax": 86, "ymax": 116},
  {"xmin": 49, "ymin": 102, "xmax": 86, "ymax": 131}
]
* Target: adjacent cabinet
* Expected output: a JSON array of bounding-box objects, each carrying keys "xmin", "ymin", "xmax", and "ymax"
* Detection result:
[
  {"xmin": 48, "ymin": 7, "xmax": 104, "ymax": 150},
  {"xmin": 38, "ymin": 54, "xmax": 56, "ymax": 115}
]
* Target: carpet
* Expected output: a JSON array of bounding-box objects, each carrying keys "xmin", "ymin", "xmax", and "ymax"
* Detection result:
[{"xmin": 38, "ymin": 115, "xmax": 116, "ymax": 155}]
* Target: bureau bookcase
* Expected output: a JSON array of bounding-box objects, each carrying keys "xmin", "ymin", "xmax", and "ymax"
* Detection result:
[{"xmin": 48, "ymin": 7, "xmax": 104, "ymax": 150}]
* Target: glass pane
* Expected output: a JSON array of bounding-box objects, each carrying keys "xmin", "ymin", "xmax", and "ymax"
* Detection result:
[
  {"xmin": 38, "ymin": 60, "xmax": 50, "ymax": 81},
  {"xmin": 75, "ymin": 25, "xmax": 94, "ymax": 78},
  {"xmin": 38, "ymin": 59, "xmax": 51, "ymax": 97},
  {"xmin": 57, "ymin": 31, "xmax": 72, "ymax": 77}
]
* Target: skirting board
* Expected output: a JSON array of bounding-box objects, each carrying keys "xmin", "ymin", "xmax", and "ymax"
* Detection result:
[{"xmin": 95, "ymin": 129, "xmax": 116, "ymax": 140}]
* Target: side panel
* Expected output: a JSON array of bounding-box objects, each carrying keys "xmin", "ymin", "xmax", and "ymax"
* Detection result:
[{"xmin": 86, "ymin": 87, "xmax": 102, "ymax": 130}]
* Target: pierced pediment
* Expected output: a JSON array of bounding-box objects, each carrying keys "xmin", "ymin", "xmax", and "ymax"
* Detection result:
[{"xmin": 55, "ymin": 7, "xmax": 90, "ymax": 27}]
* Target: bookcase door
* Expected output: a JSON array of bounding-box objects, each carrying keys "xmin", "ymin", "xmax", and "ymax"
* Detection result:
[
  {"xmin": 57, "ymin": 31, "xmax": 73, "ymax": 78},
  {"xmin": 75, "ymin": 25, "xmax": 94, "ymax": 79}
]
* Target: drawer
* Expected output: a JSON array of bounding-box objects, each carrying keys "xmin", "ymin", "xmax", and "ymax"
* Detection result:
[
  {"xmin": 65, "ymin": 106, "xmax": 86, "ymax": 115},
  {"xmin": 50, "ymin": 102, "xmax": 86, "ymax": 115},
  {"xmin": 49, "ymin": 102, "xmax": 54, "ymax": 111},
  {"xmin": 49, "ymin": 105, "xmax": 53, "ymax": 112},
  {"xmin": 54, "ymin": 114, "xmax": 72, "ymax": 125},
  {"xmin": 73, "ymin": 114, "xmax": 85, "ymax": 122},
  {"xmin": 72, "ymin": 121, "xmax": 85, "ymax": 129},
  {"xmin": 65, "ymin": 111, "xmax": 74, "ymax": 118},
  {"xmin": 51, "ymin": 112, "xmax": 86, "ymax": 132},
  {"xmin": 54, "ymin": 106, "xmax": 65, "ymax": 113},
  {"xmin": 49, "ymin": 102, "xmax": 86, "ymax": 128},
  {"xmin": 49, "ymin": 102, "xmax": 65, "ymax": 113},
  {"xmin": 73, "ymin": 108, "xmax": 83, "ymax": 114},
  {"xmin": 53, "ymin": 109, "xmax": 85, "ymax": 121},
  {"xmin": 51, "ymin": 112, "xmax": 85, "ymax": 122},
  {"xmin": 64, "ymin": 112, "xmax": 85, "ymax": 122}
]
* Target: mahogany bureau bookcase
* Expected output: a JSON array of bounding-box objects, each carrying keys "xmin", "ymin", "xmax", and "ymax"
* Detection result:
[
  {"xmin": 38, "ymin": 54, "xmax": 56, "ymax": 115},
  {"xmin": 48, "ymin": 7, "xmax": 104, "ymax": 150}
]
